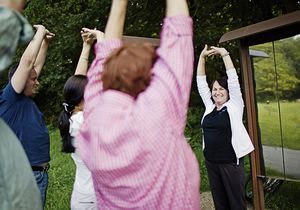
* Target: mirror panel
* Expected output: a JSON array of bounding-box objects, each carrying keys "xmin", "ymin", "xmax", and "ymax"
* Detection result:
[{"xmin": 250, "ymin": 35, "xmax": 300, "ymax": 180}]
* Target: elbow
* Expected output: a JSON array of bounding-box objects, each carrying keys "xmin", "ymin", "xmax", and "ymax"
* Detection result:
[{"xmin": 19, "ymin": 55, "xmax": 35, "ymax": 70}]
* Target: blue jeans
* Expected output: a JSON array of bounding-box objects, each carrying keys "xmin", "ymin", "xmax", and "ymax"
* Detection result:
[{"xmin": 33, "ymin": 171, "xmax": 49, "ymax": 208}]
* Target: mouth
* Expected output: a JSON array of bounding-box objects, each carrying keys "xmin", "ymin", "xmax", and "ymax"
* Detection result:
[
  {"xmin": 33, "ymin": 86, "xmax": 39, "ymax": 93},
  {"xmin": 213, "ymin": 94, "xmax": 223, "ymax": 98}
]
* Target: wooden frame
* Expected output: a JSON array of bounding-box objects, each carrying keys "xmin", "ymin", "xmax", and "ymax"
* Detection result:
[
  {"xmin": 122, "ymin": 36, "xmax": 160, "ymax": 46},
  {"xmin": 219, "ymin": 10, "xmax": 300, "ymax": 210}
]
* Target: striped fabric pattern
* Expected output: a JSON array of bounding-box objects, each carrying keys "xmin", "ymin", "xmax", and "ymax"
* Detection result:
[{"xmin": 78, "ymin": 15, "xmax": 200, "ymax": 210}]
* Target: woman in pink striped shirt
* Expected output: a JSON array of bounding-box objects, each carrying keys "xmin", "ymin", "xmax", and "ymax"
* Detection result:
[{"xmin": 78, "ymin": 0, "xmax": 200, "ymax": 209}]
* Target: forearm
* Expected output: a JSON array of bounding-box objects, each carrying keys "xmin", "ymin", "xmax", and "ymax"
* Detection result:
[
  {"xmin": 12, "ymin": 28, "xmax": 45, "ymax": 93},
  {"xmin": 222, "ymin": 54, "xmax": 234, "ymax": 70},
  {"xmin": 34, "ymin": 40, "xmax": 49, "ymax": 77},
  {"xmin": 197, "ymin": 57, "xmax": 206, "ymax": 76},
  {"xmin": 75, "ymin": 44, "xmax": 91, "ymax": 75},
  {"xmin": 104, "ymin": 0, "xmax": 128, "ymax": 39},
  {"xmin": 166, "ymin": 0, "xmax": 189, "ymax": 17},
  {"xmin": 20, "ymin": 29, "xmax": 45, "ymax": 68}
]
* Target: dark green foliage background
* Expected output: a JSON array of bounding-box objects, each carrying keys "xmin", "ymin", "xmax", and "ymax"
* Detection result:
[{"xmin": 0, "ymin": 0, "xmax": 299, "ymax": 125}]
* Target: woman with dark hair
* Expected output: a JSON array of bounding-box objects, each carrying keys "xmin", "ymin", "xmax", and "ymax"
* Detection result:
[
  {"xmin": 77, "ymin": 0, "xmax": 200, "ymax": 209},
  {"xmin": 58, "ymin": 30, "xmax": 97, "ymax": 210},
  {"xmin": 197, "ymin": 45, "xmax": 254, "ymax": 210}
]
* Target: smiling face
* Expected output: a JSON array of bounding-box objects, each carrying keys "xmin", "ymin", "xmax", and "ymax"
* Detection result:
[
  {"xmin": 24, "ymin": 69, "xmax": 39, "ymax": 97},
  {"xmin": 212, "ymin": 80, "xmax": 229, "ymax": 107}
]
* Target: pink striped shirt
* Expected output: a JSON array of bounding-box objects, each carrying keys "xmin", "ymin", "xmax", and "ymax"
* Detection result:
[{"xmin": 78, "ymin": 15, "xmax": 200, "ymax": 210}]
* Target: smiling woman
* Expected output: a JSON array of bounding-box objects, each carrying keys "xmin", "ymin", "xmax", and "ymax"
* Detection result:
[
  {"xmin": 211, "ymin": 77, "xmax": 229, "ymax": 109},
  {"xmin": 196, "ymin": 45, "xmax": 254, "ymax": 210}
]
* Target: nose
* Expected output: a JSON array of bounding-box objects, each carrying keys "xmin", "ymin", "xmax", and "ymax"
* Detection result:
[{"xmin": 36, "ymin": 80, "xmax": 40, "ymax": 85}]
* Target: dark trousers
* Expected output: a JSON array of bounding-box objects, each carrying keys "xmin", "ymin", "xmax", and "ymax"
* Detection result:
[{"xmin": 205, "ymin": 159, "xmax": 246, "ymax": 210}]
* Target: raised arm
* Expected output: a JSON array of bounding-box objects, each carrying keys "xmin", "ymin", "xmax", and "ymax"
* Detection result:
[
  {"xmin": 210, "ymin": 46, "xmax": 234, "ymax": 70},
  {"xmin": 104, "ymin": 0, "xmax": 128, "ymax": 39},
  {"xmin": 80, "ymin": 0, "xmax": 127, "ymax": 117},
  {"xmin": 142, "ymin": 0, "xmax": 192, "ymax": 129},
  {"xmin": 34, "ymin": 30, "xmax": 55, "ymax": 77},
  {"xmin": 210, "ymin": 46, "xmax": 243, "ymax": 108},
  {"xmin": 166, "ymin": 0, "xmax": 189, "ymax": 16},
  {"xmin": 197, "ymin": 44, "xmax": 215, "ymax": 76},
  {"xmin": 196, "ymin": 45, "xmax": 215, "ymax": 108},
  {"xmin": 11, "ymin": 25, "xmax": 46, "ymax": 94},
  {"xmin": 74, "ymin": 30, "xmax": 94, "ymax": 75}
]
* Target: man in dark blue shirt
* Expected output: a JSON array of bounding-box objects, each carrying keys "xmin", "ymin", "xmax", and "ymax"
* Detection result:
[{"xmin": 0, "ymin": 24, "xmax": 54, "ymax": 208}]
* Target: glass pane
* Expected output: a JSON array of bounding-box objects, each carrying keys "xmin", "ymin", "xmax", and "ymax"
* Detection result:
[
  {"xmin": 274, "ymin": 35, "xmax": 300, "ymax": 180},
  {"xmin": 250, "ymin": 42, "xmax": 285, "ymax": 178},
  {"xmin": 250, "ymin": 35, "xmax": 300, "ymax": 180}
]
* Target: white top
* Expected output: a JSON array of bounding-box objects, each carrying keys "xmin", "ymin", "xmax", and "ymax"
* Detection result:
[
  {"xmin": 197, "ymin": 68, "xmax": 254, "ymax": 161},
  {"xmin": 69, "ymin": 111, "xmax": 96, "ymax": 198}
]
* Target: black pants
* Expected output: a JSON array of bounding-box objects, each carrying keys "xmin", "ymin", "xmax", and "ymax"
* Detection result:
[{"xmin": 205, "ymin": 159, "xmax": 246, "ymax": 210}]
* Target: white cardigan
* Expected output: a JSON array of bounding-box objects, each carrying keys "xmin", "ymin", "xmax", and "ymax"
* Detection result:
[{"xmin": 197, "ymin": 68, "xmax": 254, "ymax": 162}]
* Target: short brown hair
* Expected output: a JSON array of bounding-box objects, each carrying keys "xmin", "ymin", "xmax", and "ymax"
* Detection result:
[{"xmin": 102, "ymin": 43, "xmax": 157, "ymax": 98}]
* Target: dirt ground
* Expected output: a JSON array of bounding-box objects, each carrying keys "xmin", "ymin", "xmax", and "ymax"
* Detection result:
[{"xmin": 201, "ymin": 191, "xmax": 254, "ymax": 210}]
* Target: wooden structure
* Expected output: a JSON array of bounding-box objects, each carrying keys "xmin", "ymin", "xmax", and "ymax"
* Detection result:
[
  {"xmin": 219, "ymin": 10, "xmax": 300, "ymax": 210},
  {"xmin": 123, "ymin": 36, "xmax": 160, "ymax": 46}
]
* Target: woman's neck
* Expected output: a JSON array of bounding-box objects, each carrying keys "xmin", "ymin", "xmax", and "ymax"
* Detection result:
[
  {"xmin": 72, "ymin": 101, "xmax": 84, "ymax": 114},
  {"xmin": 215, "ymin": 103, "xmax": 223, "ymax": 111}
]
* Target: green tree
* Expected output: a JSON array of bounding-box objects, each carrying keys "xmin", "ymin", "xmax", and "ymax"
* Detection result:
[
  {"xmin": 252, "ymin": 40, "xmax": 300, "ymax": 101},
  {"xmin": 1, "ymin": 0, "xmax": 298, "ymax": 124}
]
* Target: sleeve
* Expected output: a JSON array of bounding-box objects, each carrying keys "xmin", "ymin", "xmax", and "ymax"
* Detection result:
[
  {"xmin": 196, "ymin": 75, "xmax": 214, "ymax": 108},
  {"xmin": 226, "ymin": 68, "xmax": 244, "ymax": 111},
  {"xmin": 142, "ymin": 15, "xmax": 194, "ymax": 125},
  {"xmin": 83, "ymin": 39, "xmax": 122, "ymax": 119},
  {"xmin": 70, "ymin": 112, "xmax": 84, "ymax": 138},
  {"xmin": 1, "ymin": 82, "xmax": 21, "ymax": 103}
]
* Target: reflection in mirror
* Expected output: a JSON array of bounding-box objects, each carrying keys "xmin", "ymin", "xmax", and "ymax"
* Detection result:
[{"xmin": 250, "ymin": 35, "xmax": 300, "ymax": 180}]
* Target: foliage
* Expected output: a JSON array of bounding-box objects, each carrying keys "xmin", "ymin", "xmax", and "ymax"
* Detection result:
[
  {"xmin": 251, "ymin": 38, "xmax": 300, "ymax": 101},
  {"xmin": 265, "ymin": 181, "xmax": 300, "ymax": 210},
  {"xmin": 0, "ymin": 0, "xmax": 295, "ymax": 125}
]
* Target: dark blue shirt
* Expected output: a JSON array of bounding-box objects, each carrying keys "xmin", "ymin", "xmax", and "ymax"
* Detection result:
[
  {"xmin": 202, "ymin": 106, "xmax": 236, "ymax": 163},
  {"xmin": 0, "ymin": 82, "xmax": 50, "ymax": 166}
]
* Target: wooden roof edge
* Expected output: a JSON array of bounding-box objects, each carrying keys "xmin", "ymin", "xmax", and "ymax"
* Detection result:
[
  {"xmin": 219, "ymin": 10, "xmax": 300, "ymax": 43},
  {"xmin": 122, "ymin": 36, "xmax": 160, "ymax": 46}
]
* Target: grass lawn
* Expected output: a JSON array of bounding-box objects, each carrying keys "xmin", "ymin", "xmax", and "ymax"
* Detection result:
[
  {"xmin": 45, "ymin": 104, "xmax": 300, "ymax": 209},
  {"xmin": 258, "ymin": 101, "xmax": 300, "ymax": 150},
  {"xmin": 45, "ymin": 129, "xmax": 75, "ymax": 210}
]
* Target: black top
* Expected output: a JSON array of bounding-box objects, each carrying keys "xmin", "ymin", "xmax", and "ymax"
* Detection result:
[{"xmin": 202, "ymin": 107, "xmax": 236, "ymax": 163}]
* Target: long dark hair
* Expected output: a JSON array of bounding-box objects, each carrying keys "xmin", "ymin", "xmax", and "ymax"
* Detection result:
[{"xmin": 58, "ymin": 75, "xmax": 87, "ymax": 153}]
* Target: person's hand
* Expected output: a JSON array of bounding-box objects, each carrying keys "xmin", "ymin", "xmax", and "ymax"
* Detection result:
[
  {"xmin": 82, "ymin": 28, "xmax": 104, "ymax": 42},
  {"xmin": 44, "ymin": 30, "xmax": 55, "ymax": 42},
  {"xmin": 33, "ymin": 24, "xmax": 46, "ymax": 32},
  {"xmin": 81, "ymin": 30, "xmax": 95, "ymax": 46},
  {"xmin": 200, "ymin": 44, "xmax": 215, "ymax": 59},
  {"xmin": 210, "ymin": 46, "xmax": 228, "ymax": 57}
]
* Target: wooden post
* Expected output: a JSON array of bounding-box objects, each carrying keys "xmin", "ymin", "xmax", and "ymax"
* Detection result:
[{"xmin": 239, "ymin": 41, "xmax": 265, "ymax": 210}]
